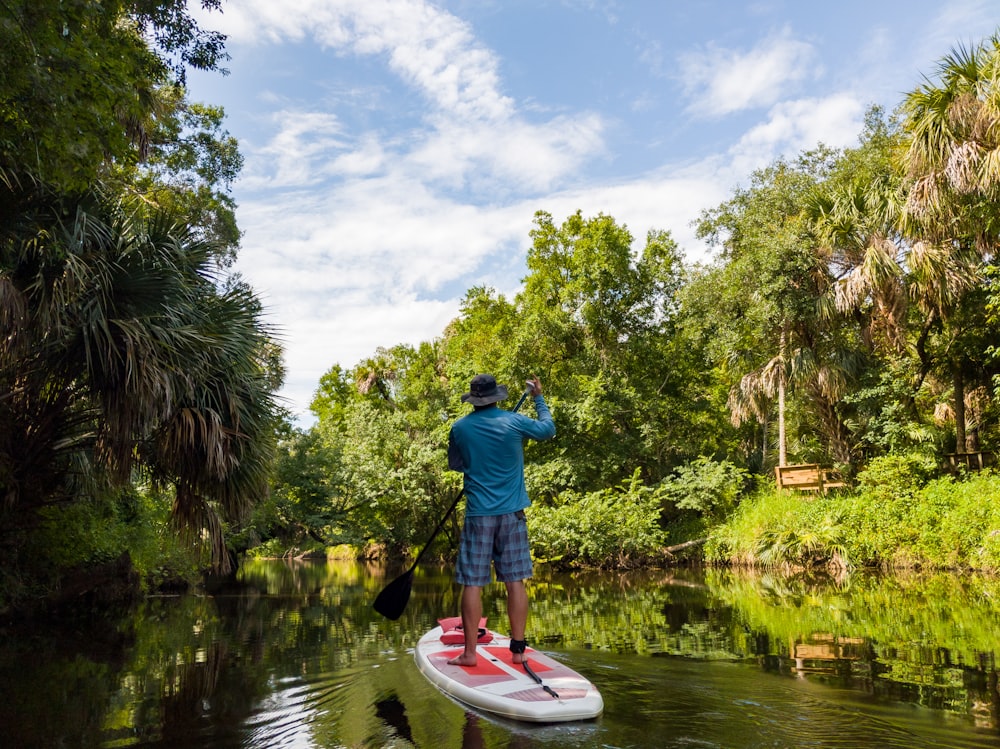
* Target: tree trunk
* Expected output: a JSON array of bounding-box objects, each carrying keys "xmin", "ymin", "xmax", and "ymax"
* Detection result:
[
  {"xmin": 761, "ymin": 411, "xmax": 768, "ymax": 467},
  {"xmin": 954, "ymin": 365, "xmax": 967, "ymax": 453},
  {"xmin": 778, "ymin": 327, "xmax": 787, "ymax": 466}
]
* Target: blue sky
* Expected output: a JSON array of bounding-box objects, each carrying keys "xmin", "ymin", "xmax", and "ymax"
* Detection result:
[{"xmin": 187, "ymin": 0, "xmax": 996, "ymax": 423}]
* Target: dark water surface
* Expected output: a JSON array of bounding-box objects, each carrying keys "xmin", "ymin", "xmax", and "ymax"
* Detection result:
[{"xmin": 2, "ymin": 560, "xmax": 998, "ymax": 748}]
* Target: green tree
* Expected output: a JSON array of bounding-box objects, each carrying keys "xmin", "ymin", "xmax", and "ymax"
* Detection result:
[
  {"xmin": 310, "ymin": 364, "xmax": 355, "ymax": 425},
  {"xmin": 119, "ymin": 87, "xmax": 244, "ymax": 262},
  {"xmin": 303, "ymin": 341, "xmax": 457, "ymax": 555},
  {"xmin": 0, "ymin": 0, "xmax": 228, "ymax": 191},
  {"xmin": 443, "ymin": 285, "xmax": 519, "ymax": 389},
  {"xmin": 803, "ymin": 110, "xmax": 940, "ymax": 459},
  {"xmin": 692, "ymin": 151, "xmax": 862, "ymax": 469},
  {"xmin": 807, "ymin": 108, "xmax": 910, "ymax": 359},
  {"xmin": 0, "ymin": 1, "xmax": 279, "ymax": 596},
  {"xmin": 511, "ymin": 210, "xmax": 708, "ymax": 492},
  {"xmin": 0, "ymin": 187, "xmax": 277, "ymax": 576},
  {"xmin": 254, "ymin": 421, "xmax": 350, "ymax": 553},
  {"xmin": 900, "ymin": 32, "xmax": 1000, "ymax": 452}
]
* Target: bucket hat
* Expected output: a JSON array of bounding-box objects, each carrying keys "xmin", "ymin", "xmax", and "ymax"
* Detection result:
[{"xmin": 461, "ymin": 374, "xmax": 508, "ymax": 406}]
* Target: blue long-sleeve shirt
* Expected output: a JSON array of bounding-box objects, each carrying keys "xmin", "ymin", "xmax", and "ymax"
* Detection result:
[{"xmin": 447, "ymin": 395, "xmax": 555, "ymax": 517}]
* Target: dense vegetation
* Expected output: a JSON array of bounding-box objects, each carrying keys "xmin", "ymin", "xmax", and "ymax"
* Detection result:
[
  {"xmin": 2, "ymin": 2, "xmax": 1000, "ymax": 611},
  {"xmin": 0, "ymin": 1, "xmax": 281, "ymax": 608},
  {"xmin": 265, "ymin": 32, "xmax": 1000, "ymax": 573}
]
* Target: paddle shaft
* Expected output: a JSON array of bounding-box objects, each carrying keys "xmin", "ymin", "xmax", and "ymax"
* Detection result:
[{"xmin": 406, "ymin": 387, "xmax": 532, "ymax": 573}]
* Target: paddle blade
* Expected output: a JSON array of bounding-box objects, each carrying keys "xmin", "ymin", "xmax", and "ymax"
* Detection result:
[{"xmin": 373, "ymin": 569, "xmax": 414, "ymax": 620}]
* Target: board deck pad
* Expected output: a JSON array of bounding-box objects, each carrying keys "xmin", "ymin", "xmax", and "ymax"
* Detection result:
[{"xmin": 415, "ymin": 620, "xmax": 603, "ymax": 723}]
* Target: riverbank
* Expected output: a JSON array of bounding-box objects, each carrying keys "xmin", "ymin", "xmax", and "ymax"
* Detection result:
[
  {"xmin": 4, "ymin": 456, "xmax": 997, "ymax": 619},
  {"xmin": 706, "ymin": 461, "xmax": 1000, "ymax": 572}
]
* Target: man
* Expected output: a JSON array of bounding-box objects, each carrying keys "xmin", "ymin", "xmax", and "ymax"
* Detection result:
[{"xmin": 446, "ymin": 373, "xmax": 555, "ymax": 666}]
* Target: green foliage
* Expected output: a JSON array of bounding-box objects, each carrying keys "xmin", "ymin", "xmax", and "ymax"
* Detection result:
[
  {"xmin": 310, "ymin": 364, "xmax": 355, "ymax": 424},
  {"xmin": 0, "ymin": 186, "xmax": 278, "ymax": 581},
  {"xmin": 509, "ymin": 211, "xmax": 719, "ymax": 489},
  {"xmin": 120, "ymin": 88, "xmax": 245, "ymax": 262},
  {"xmin": 899, "ymin": 33, "xmax": 1000, "ymax": 455},
  {"xmin": 0, "ymin": 0, "xmax": 275, "ymax": 604},
  {"xmin": 282, "ymin": 210, "xmax": 725, "ymax": 563},
  {"xmin": 529, "ymin": 471, "xmax": 667, "ymax": 568},
  {"xmin": 0, "ymin": 0, "xmax": 228, "ymax": 190},
  {"xmin": 709, "ymin": 468, "xmax": 1000, "ymax": 571},
  {"xmin": 322, "ymin": 399, "xmax": 455, "ymax": 554},
  {"xmin": 706, "ymin": 489, "xmax": 849, "ymax": 567},
  {"xmin": 659, "ymin": 456, "xmax": 749, "ymax": 521},
  {"xmin": 20, "ymin": 485, "xmax": 205, "ymax": 598},
  {"xmin": 238, "ymin": 421, "xmax": 349, "ymax": 555},
  {"xmin": 854, "ymin": 451, "xmax": 938, "ymax": 500},
  {"xmin": 442, "ymin": 286, "xmax": 518, "ymax": 386},
  {"xmin": 689, "ymin": 149, "xmax": 866, "ymax": 467},
  {"xmin": 838, "ymin": 469, "xmax": 1000, "ymax": 569},
  {"xmin": 840, "ymin": 364, "xmax": 941, "ymax": 458}
]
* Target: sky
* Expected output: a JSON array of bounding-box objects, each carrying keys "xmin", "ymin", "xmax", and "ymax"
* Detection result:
[{"xmin": 186, "ymin": 0, "xmax": 997, "ymax": 424}]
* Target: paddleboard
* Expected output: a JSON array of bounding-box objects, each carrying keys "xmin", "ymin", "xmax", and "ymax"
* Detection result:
[{"xmin": 414, "ymin": 617, "xmax": 604, "ymax": 723}]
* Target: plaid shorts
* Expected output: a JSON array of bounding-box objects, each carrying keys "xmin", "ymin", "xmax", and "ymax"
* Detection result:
[{"xmin": 455, "ymin": 510, "xmax": 533, "ymax": 586}]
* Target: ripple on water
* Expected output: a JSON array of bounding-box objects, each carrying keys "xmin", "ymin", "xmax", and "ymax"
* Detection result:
[{"xmin": 244, "ymin": 665, "xmax": 369, "ymax": 748}]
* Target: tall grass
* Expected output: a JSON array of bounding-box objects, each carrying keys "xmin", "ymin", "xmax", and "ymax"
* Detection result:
[{"xmin": 706, "ymin": 463, "xmax": 1000, "ymax": 572}]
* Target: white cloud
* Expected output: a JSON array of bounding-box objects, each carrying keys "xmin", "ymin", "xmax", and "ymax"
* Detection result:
[
  {"xmin": 233, "ymin": 150, "xmax": 729, "ymax": 424},
  {"xmin": 192, "ymin": 4, "xmax": 880, "ymax": 425},
  {"xmin": 210, "ymin": 0, "xmax": 607, "ymax": 195},
  {"xmin": 407, "ymin": 112, "xmax": 607, "ymax": 193},
  {"xmin": 726, "ymin": 93, "xmax": 865, "ymax": 176},
  {"xmin": 679, "ymin": 27, "xmax": 818, "ymax": 117},
  {"xmin": 205, "ymin": 0, "xmax": 514, "ymax": 121},
  {"xmin": 242, "ymin": 111, "xmax": 345, "ymax": 188}
]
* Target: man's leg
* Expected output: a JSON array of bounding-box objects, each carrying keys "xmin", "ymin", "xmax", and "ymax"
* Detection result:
[
  {"xmin": 504, "ymin": 579, "xmax": 528, "ymax": 664},
  {"xmin": 447, "ymin": 585, "xmax": 482, "ymax": 666},
  {"xmin": 496, "ymin": 511, "xmax": 532, "ymax": 665}
]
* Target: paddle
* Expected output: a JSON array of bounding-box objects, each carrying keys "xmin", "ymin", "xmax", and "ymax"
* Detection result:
[{"xmin": 373, "ymin": 386, "xmax": 532, "ymax": 620}]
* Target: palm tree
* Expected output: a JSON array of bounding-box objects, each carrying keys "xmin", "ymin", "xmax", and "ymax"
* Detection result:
[
  {"xmin": 697, "ymin": 154, "xmax": 862, "ymax": 467},
  {"xmin": 900, "ymin": 33, "xmax": 1000, "ymax": 452},
  {"xmin": 807, "ymin": 173, "xmax": 910, "ymax": 357},
  {"xmin": 1, "ymin": 181, "xmax": 278, "ymax": 572},
  {"xmin": 354, "ymin": 351, "xmax": 399, "ymax": 406},
  {"xmin": 903, "ymin": 35, "xmax": 1000, "ymax": 216}
]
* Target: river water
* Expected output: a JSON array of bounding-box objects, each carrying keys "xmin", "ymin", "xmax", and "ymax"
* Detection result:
[{"xmin": 1, "ymin": 560, "xmax": 998, "ymax": 748}]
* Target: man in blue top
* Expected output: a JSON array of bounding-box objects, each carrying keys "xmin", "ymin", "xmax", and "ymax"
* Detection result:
[{"xmin": 446, "ymin": 373, "xmax": 555, "ymax": 666}]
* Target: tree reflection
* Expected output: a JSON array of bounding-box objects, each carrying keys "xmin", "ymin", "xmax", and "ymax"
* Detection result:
[{"xmin": 1, "ymin": 559, "xmax": 998, "ymax": 746}]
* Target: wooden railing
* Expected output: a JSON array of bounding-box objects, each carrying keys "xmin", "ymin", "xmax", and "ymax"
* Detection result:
[{"xmin": 945, "ymin": 451, "xmax": 995, "ymax": 472}]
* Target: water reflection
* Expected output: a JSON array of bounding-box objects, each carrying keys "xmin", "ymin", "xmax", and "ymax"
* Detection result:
[{"xmin": 0, "ymin": 560, "xmax": 998, "ymax": 748}]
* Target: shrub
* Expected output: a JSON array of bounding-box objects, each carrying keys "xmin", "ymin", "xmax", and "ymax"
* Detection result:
[
  {"xmin": 706, "ymin": 489, "xmax": 847, "ymax": 568},
  {"xmin": 23, "ymin": 485, "xmax": 205, "ymax": 598},
  {"xmin": 529, "ymin": 470, "xmax": 666, "ymax": 568},
  {"xmin": 712, "ymin": 468, "xmax": 1000, "ymax": 572},
  {"xmin": 659, "ymin": 456, "xmax": 749, "ymax": 522},
  {"xmin": 855, "ymin": 451, "xmax": 938, "ymax": 502},
  {"xmin": 911, "ymin": 472, "xmax": 1000, "ymax": 570}
]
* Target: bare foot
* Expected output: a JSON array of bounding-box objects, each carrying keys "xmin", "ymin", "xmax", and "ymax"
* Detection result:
[
  {"xmin": 512, "ymin": 652, "xmax": 527, "ymax": 665},
  {"xmin": 447, "ymin": 652, "xmax": 478, "ymax": 667}
]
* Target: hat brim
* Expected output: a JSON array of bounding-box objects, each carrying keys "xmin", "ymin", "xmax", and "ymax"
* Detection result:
[{"xmin": 461, "ymin": 384, "xmax": 508, "ymax": 406}]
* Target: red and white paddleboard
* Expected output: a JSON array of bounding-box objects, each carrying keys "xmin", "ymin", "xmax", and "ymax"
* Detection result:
[{"xmin": 415, "ymin": 617, "xmax": 604, "ymax": 723}]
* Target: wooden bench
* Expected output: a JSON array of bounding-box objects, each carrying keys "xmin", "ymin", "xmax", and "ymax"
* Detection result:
[{"xmin": 775, "ymin": 463, "xmax": 846, "ymax": 493}]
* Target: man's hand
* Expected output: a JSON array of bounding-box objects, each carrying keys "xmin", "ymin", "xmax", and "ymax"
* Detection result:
[{"xmin": 526, "ymin": 376, "xmax": 543, "ymax": 397}]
